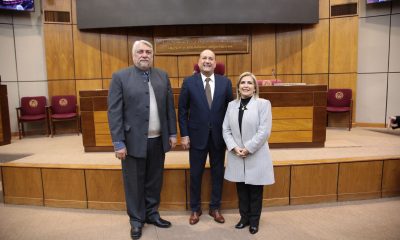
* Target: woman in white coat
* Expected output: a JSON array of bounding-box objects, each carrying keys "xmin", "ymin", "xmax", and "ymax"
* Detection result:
[{"xmin": 222, "ymin": 72, "xmax": 275, "ymax": 234}]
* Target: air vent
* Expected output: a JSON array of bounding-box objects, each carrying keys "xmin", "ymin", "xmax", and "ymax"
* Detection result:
[
  {"xmin": 44, "ymin": 11, "xmax": 70, "ymax": 23},
  {"xmin": 331, "ymin": 3, "xmax": 358, "ymax": 17}
]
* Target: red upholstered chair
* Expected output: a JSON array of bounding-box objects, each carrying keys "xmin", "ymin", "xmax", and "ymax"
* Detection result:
[
  {"xmin": 16, "ymin": 96, "xmax": 49, "ymax": 139},
  {"xmin": 327, "ymin": 88, "xmax": 353, "ymax": 131},
  {"xmin": 48, "ymin": 95, "xmax": 80, "ymax": 137},
  {"xmin": 193, "ymin": 62, "xmax": 226, "ymax": 75}
]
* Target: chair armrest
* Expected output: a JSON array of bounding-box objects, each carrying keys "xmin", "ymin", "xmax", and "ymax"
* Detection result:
[
  {"xmin": 16, "ymin": 107, "xmax": 22, "ymax": 118},
  {"xmin": 46, "ymin": 106, "xmax": 52, "ymax": 116}
]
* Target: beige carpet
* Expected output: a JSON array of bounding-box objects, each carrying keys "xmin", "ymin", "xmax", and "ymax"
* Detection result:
[{"xmin": 0, "ymin": 194, "xmax": 399, "ymax": 240}]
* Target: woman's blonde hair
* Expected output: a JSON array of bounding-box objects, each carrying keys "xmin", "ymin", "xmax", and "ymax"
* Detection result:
[{"xmin": 236, "ymin": 72, "xmax": 259, "ymax": 100}]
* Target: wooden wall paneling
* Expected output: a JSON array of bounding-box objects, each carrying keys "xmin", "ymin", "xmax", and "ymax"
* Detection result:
[
  {"xmin": 169, "ymin": 77, "xmax": 179, "ymax": 88},
  {"xmin": 176, "ymin": 78, "xmax": 184, "ymax": 88},
  {"xmin": 2, "ymin": 167, "xmax": 43, "ymax": 205},
  {"xmin": 302, "ymin": 19, "xmax": 329, "ymax": 74},
  {"xmin": 227, "ymin": 54, "xmax": 252, "ymax": 76},
  {"xmin": 382, "ymin": 159, "xmax": 400, "ymax": 197},
  {"xmin": 290, "ymin": 163, "xmax": 338, "ymax": 205},
  {"xmin": 42, "ymin": 168, "xmax": 87, "ymax": 208},
  {"xmin": 202, "ymin": 25, "xmax": 226, "ymax": 35},
  {"xmin": 127, "ymin": 27, "xmax": 154, "ymax": 66},
  {"xmin": 215, "ymin": 55, "xmax": 227, "ymax": 71},
  {"xmin": 251, "ymin": 25, "xmax": 276, "ymax": 76},
  {"xmin": 73, "ymin": 26, "xmax": 102, "ymax": 79},
  {"xmin": 264, "ymin": 166, "xmax": 290, "ymax": 206},
  {"xmin": 329, "ymin": 17, "xmax": 358, "ymax": 73},
  {"xmin": 328, "ymin": 73, "xmax": 357, "ymax": 127},
  {"xmin": 176, "ymin": 25, "xmax": 203, "ymax": 36},
  {"xmin": 0, "ymin": 112, "xmax": 3, "ymax": 142},
  {"xmin": 338, "ymin": 161, "xmax": 383, "ymax": 201},
  {"xmin": 178, "ymin": 55, "xmax": 200, "ymax": 78},
  {"xmin": 71, "ymin": 0, "xmax": 76, "ymax": 24},
  {"xmin": 276, "ymin": 25, "xmax": 302, "ymax": 75},
  {"xmin": 42, "ymin": 0, "xmax": 71, "ymax": 12},
  {"xmin": 48, "ymin": 80, "xmax": 76, "ymax": 99},
  {"xmin": 329, "ymin": 73, "xmax": 357, "ymax": 90},
  {"xmin": 302, "ymin": 74, "xmax": 329, "ymax": 85},
  {"xmin": 255, "ymin": 75, "xmax": 275, "ymax": 81},
  {"xmin": 85, "ymin": 169, "xmax": 125, "ymax": 210},
  {"xmin": 44, "ymin": 24, "xmax": 74, "ymax": 80},
  {"xmin": 154, "ymin": 56, "xmax": 179, "ymax": 78},
  {"xmin": 226, "ymin": 24, "xmax": 251, "ymax": 35},
  {"xmin": 319, "ymin": 0, "xmax": 330, "ymax": 19},
  {"xmin": 102, "ymin": 79, "xmax": 112, "ymax": 89},
  {"xmin": 76, "ymin": 79, "xmax": 103, "ymax": 106},
  {"xmin": 160, "ymin": 170, "xmax": 187, "ymax": 210},
  {"xmin": 276, "ymin": 75, "xmax": 302, "ymax": 83},
  {"xmin": 153, "ymin": 26, "xmax": 177, "ymax": 37},
  {"xmin": 228, "ymin": 75, "xmax": 239, "ymax": 87},
  {"xmin": 100, "ymin": 29, "xmax": 129, "ymax": 79}
]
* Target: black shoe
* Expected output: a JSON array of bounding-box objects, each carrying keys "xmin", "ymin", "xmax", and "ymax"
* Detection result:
[
  {"xmin": 130, "ymin": 226, "xmax": 142, "ymax": 240},
  {"xmin": 249, "ymin": 226, "xmax": 258, "ymax": 234},
  {"xmin": 235, "ymin": 220, "xmax": 249, "ymax": 229},
  {"xmin": 146, "ymin": 218, "xmax": 172, "ymax": 228}
]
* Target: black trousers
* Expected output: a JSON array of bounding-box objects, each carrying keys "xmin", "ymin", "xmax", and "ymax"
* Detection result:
[
  {"xmin": 121, "ymin": 137, "xmax": 165, "ymax": 228},
  {"xmin": 189, "ymin": 135, "xmax": 225, "ymax": 211},
  {"xmin": 236, "ymin": 182, "xmax": 264, "ymax": 227}
]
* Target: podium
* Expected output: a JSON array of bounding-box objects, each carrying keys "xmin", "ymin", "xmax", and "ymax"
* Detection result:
[{"xmin": 80, "ymin": 85, "xmax": 327, "ymax": 152}]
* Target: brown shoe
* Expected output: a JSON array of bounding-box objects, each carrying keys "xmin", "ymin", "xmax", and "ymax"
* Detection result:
[
  {"xmin": 189, "ymin": 210, "xmax": 202, "ymax": 225},
  {"xmin": 209, "ymin": 209, "xmax": 225, "ymax": 223}
]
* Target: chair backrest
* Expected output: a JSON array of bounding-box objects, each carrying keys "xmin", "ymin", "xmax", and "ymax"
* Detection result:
[
  {"xmin": 193, "ymin": 62, "xmax": 225, "ymax": 75},
  {"xmin": 327, "ymin": 89, "xmax": 352, "ymax": 107},
  {"xmin": 51, "ymin": 95, "xmax": 77, "ymax": 114},
  {"xmin": 20, "ymin": 96, "xmax": 47, "ymax": 115}
]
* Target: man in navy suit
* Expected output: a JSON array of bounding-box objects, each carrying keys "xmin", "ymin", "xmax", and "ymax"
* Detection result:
[{"xmin": 178, "ymin": 49, "xmax": 233, "ymax": 225}]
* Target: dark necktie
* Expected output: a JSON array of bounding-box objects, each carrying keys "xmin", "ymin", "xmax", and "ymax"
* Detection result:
[{"xmin": 205, "ymin": 78, "xmax": 212, "ymax": 109}]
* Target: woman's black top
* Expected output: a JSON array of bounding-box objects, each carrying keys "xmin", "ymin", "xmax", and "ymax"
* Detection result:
[{"xmin": 238, "ymin": 96, "xmax": 252, "ymax": 134}]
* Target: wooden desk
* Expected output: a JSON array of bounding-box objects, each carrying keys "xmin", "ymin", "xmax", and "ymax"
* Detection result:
[
  {"xmin": 0, "ymin": 84, "xmax": 11, "ymax": 146},
  {"xmin": 80, "ymin": 85, "xmax": 327, "ymax": 152}
]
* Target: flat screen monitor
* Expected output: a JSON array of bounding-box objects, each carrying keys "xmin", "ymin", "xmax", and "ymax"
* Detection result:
[
  {"xmin": 77, "ymin": 0, "xmax": 319, "ymax": 29},
  {"xmin": 0, "ymin": 0, "xmax": 34, "ymax": 12},
  {"xmin": 367, "ymin": 0, "xmax": 391, "ymax": 3}
]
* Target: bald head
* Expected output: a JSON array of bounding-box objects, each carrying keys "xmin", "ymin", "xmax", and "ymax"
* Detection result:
[{"xmin": 198, "ymin": 49, "xmax": 216, "ymax": 77}]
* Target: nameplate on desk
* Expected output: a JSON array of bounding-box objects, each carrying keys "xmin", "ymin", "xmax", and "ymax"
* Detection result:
[
  {"xmin": 273, "ymin": 83, "xmax": 307, "ymax": 86},
  {"xmin": 154, "ymin": 36, "xmax": 249, "ymax": 55}
]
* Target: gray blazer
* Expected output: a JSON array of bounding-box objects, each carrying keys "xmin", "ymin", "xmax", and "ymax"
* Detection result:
[
  {"xmin": 222, "ymin": 97, "xmax": 275, "ymax": 185},
  {"xmin": 107, "ymin": 66, "xmax": 177, "ymax": 158}
]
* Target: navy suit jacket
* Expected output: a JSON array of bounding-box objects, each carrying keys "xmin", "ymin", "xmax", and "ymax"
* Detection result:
[{"xmin": 178, "ymin": 73, "xmax": 233, "ymax": 150}]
